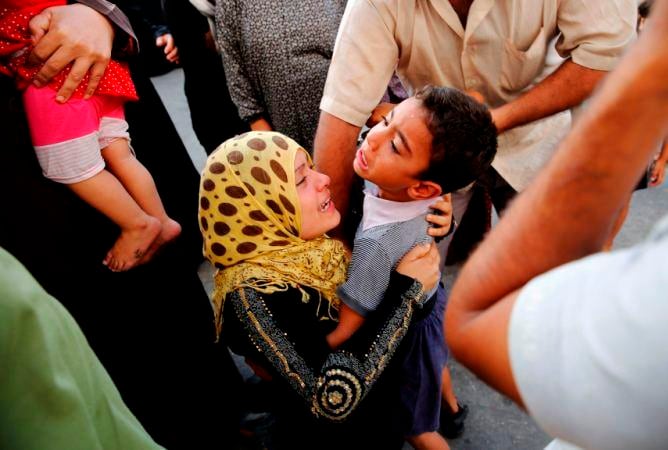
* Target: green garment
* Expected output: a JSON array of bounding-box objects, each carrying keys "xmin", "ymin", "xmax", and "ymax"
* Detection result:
[{"xmin": 0, "ymin": 247, "xmax": 164, "ymax": 450}]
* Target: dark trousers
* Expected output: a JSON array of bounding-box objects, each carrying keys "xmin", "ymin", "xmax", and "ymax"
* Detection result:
[{"xmin": 481, "ymin": 165, "xmax": 518, "ymax": 217}]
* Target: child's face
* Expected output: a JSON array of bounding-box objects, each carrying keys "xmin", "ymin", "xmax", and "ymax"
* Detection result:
[
  {"xmin": 354, "ymin": 97, "xmax": 434, "ymax": 201},
  {"xmin": 294, "ymin": 150, "xmax": 341, "ymax": 240}
]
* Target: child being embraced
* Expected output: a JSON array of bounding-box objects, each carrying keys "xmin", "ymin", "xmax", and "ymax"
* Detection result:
[
  {"xmin": 327, "ymin": 86, "xmax": 497, "ymax": 450},
  {"xmin": 0, "ymin": 1, "xmax": 181, "ymax": 271}
]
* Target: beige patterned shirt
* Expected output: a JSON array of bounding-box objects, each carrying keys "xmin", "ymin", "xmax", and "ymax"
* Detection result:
[{"xmin": 321, "ymin": 0, "xmax": 637, "ymax": 190}]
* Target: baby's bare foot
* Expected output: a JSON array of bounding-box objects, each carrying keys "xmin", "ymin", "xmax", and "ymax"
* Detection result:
[
  {"xmin": 137, "ymin": 218, "xmax": 182, "ymax": 265},
  {"xmin": 103, "ymin": 217, "xmax": 161, "ymax": 272}
]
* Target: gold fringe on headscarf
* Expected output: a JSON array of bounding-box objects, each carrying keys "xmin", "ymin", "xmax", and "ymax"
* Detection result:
[{"xmin": 197, "ymin": 131, "xmax": 349, "ymax": 336}]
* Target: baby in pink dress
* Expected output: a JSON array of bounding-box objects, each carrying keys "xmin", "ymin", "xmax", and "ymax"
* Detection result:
[{"xmin": 1, "ymin": 0, "xmax": 180, "ymax": 271}]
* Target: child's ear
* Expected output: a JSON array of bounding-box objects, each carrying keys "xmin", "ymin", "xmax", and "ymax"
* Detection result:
[{"xmin": 407, "ymin": 180, "xmax": 442, "ymax": 200}]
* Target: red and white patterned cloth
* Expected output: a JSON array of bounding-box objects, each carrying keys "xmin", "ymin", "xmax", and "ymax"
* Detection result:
[{"xmin": 0, "ymin": 0, "xmax": 137, "ymax": 101}]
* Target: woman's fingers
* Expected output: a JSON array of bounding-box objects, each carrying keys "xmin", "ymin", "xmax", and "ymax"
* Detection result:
[{"xmin": 396, "ymin": 242, "xmax": 441, "ymax": 291}]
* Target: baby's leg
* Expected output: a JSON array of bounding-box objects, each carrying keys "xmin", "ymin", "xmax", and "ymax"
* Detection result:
[
  {"xmin": 23, "ymin": 86, "xmax": 160, "ymax": 271},
  {"xmin": 69, "ymin": 171, "xmax": 161, "ymax": 271},
  {"xmin": 101, "ymin": 138, "xmax": 181, "ymax": 262},
  {"xmin": 98, "ymin": 101, "xmax": 181, "ymax": 262}
]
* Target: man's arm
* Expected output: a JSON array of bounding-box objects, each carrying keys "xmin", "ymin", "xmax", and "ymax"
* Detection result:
[
  {"xmin": 491, "ymin": 60, "xmax": 606, "ymax": 133},
  {"xmin": 313, "ymin": 0, "xmax": 399, "ymax": 229},
  {"xmin": 312, "ymin": 112, "xmax": 362, "ymax": 228},
  {"xmin": 492, "ymin": 0, "xmax": 638, "ymax": 134},
  {"xmin": 446, "ymin": 0, "xmax": 668, "ymax": 404}
]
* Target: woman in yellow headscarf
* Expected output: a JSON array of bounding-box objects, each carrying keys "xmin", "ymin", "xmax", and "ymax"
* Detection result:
[{"xmin": 199, "ymin": 131, "xmax": 441, "ymax": 449}]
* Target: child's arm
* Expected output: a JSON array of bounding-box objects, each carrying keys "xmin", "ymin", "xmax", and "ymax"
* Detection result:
[
  {"xmin": 328, "ymin": 238, "xmax": 394, "ymax": 349},
  {"xmin": 326, "ymin": 303, "xmax": 365, "ymax": 349},
  {"xmin": 328, "ymin": 231, "xmax": 441, "ymax": 350}
]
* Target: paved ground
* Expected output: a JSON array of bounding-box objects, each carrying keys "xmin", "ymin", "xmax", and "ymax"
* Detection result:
[{"xmin": 152, "ymin": 68, "xmax": 668, "ymax": 450}]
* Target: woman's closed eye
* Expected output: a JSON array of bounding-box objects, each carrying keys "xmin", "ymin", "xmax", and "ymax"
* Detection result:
[{"xmin": 296, "ymin": 162, "xmax": 313, "ymax": 187}]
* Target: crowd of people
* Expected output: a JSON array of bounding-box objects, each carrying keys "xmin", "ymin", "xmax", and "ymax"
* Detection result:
[{"xmin": 1, "ymin": 1, "xmax": 666, "ymax": 450}]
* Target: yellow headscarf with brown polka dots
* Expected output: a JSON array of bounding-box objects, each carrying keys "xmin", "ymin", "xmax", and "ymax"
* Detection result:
[{"xmin": 199, "ymin": 131, "xmax": 348, "ymax": 334}]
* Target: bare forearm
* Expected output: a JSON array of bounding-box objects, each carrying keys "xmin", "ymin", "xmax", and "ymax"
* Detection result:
[
  {"xmin": 448, "ymin": 4, "xmax": 668, "ymax": 400},
  {"xmin": 312, "ymin": 112, "xmax": 361, "ymax": 222},
  {"xmin": 326, "ymin": 304, "xmax": 365, "ymax": 349},
  {"xmin": 492, "ymin": 60, "xmax": 606, "ymax": 133},
  {"xmin": 454, "ymin": 15, "xmax": 668, "ymax": 309}
]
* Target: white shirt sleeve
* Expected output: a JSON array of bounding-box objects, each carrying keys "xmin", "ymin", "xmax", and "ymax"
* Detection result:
[
  {"xmin": 509, "ymin": 215, "xmax": 668, "ymax": 450},
  {"xmin": 320, "ymin": 0, "xmax": 399, "ymax": 127},
  {"xmin": 556, "ymin": 0, "xmax": 637, "ymax": 71}
]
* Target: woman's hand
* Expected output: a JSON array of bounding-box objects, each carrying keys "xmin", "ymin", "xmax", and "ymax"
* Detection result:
[
  {"xmin": 426, "ymin": 193, "xmax": 453, "ymax": 239},
  {"xmin": 396, "ymin": 241, "xmax": 441, "ymax": 293},
  {"xmin": 28, "ymin": 4, "xmax": 114, "ymax": 102}
]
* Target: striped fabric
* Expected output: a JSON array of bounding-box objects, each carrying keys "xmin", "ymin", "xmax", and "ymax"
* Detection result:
[
  {"xmin": 337, "ymin": 215, "xmax": 435, "ymax": 316},
  {"xmin": 34, "ymin": 117, "xmax": 130, "ymax": 184},
  {"xmin": 34, "ymin": 132, "xmax": 105, "ymax": 184}
]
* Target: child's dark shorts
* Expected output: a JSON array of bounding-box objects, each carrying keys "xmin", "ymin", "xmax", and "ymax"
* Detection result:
[{"xmin": 396, "ymin": 282, "xmax": 449, "ymax": 437}]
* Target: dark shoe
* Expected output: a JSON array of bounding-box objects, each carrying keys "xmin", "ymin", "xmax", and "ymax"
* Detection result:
[{"xmin": 440, "ymin": 402, "xmax": 469, "ymax": 439}]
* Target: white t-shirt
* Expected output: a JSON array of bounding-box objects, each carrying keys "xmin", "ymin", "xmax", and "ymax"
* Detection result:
[{"xmin": 509, "ymin": 214, "xmax": 668, "ymax": 450}]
